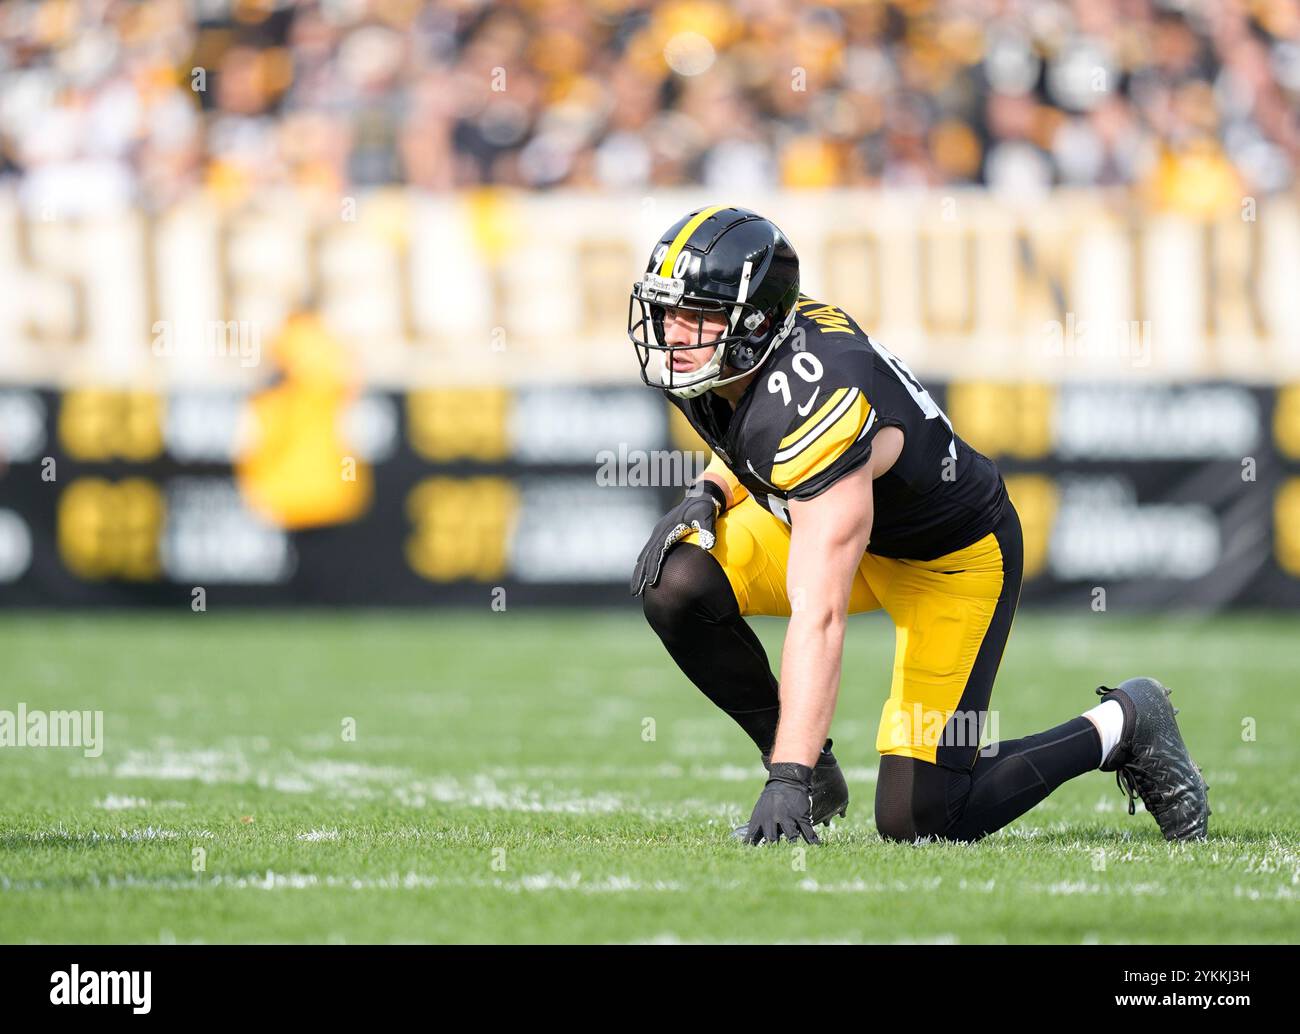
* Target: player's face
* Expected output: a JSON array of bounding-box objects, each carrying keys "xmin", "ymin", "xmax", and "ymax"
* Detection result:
[{"xmin": 661, "ymin": 306, "xmax": 729, "ymax": 373}]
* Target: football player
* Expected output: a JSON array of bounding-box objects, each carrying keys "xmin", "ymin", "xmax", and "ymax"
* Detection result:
[{"xmin": 628, "ymin": 205, "xmax": 1210, "ymax": 845}]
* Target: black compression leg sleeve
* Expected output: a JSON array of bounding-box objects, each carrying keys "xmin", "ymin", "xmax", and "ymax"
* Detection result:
[
  {"xmin": 873, "ymin": 499, "xmax": 1102, "ymax": 842},
  {"xmin": 875, "ymin": 717, "xmax": 1103, "ymax": 842},
  {"xmin": 641, "ymin": 543, "xmax": 780, "ymax": 753}
]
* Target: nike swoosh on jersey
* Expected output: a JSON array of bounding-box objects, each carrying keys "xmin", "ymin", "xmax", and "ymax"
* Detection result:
[{"xmin": 796, "ymin": 387, "xmax": 821, "ymax": 416}]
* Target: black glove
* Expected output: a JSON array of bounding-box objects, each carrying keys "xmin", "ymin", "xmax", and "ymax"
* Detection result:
[
  {"xmin": 630, "ymin": 479, "xmax": 726, "ymax": 597},
  {"xmin": 744, "ymin": 762, "xmax": 820, "ymax": 845}
]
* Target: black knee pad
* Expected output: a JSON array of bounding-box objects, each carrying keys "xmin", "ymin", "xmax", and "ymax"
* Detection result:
[
  {"xmin": 874, "ymin": 754, "xmax": 967, "ymax": 842},
  {"xmin": 641, "ymin": 543, "xmax": 738, "ymax": 635}
]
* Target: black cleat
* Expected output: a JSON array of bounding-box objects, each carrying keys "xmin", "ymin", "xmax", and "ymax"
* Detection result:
[
  {"xmin": 732, "ymin": 738, "xmax": 849, "ymax": 840},
  {"xmin": 1095, "ymin": 677, "xmax": 1210, "ymax": 842}
]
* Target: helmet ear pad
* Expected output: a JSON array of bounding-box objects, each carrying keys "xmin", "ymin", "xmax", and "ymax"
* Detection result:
[{"xmin": 723, "ymin": 313, "xmax": 771, "ymax": 373}]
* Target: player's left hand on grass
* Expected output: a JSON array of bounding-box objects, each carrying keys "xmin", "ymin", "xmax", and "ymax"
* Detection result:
[
  {"xmin": 743, "ymin": 762, "xmax": 821, "ymax": 845},
  {"xmin": 630, "ymin": 480, "xmax": 725, "ymax": 597}
]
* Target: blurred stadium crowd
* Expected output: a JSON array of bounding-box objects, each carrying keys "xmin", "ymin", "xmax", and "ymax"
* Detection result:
[{"xmin": 0, "ymin": 0, "xmax": 1297, "ymax": 216}]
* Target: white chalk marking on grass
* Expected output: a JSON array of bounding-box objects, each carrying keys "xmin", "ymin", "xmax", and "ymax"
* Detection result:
[
  {"xmin": 798, "ymin": 876, "xmax": 944, "ymax": 894},
  {"xmin": 475, "ymin": 762, "xmax": 880, "ymax": 783},
  {"xmin": 296, "ymin": 829, "xmax": 340, "ymax": 842},
  {"xmin": 1125, "ymin": 882, "xmax": 1171, "ymax": 896},
  {"xmin": 1044, "ymin": 880, "xmax": 1102, "ymax": 896},
  {"xmin": 1038, "ymin": 880, "xmax": 1169, "ymax": 897},
  {"xmin": 113, "ymin": 747, "xmax": 404, "ymax": 798},
  {"xmin": 16, "ymin": 825, "xmax": 213, "ymax": 846},
  {"xmin": 1239, "ymin": 842, "xmax": 1300, "ymax": 875},
  {"xmin": 889, "ymin": 934, "xmax": 959, "ymax": 945},
  {"xmin": 112, "ymin": 745, "xmax": 637, "ymax": 814},
  {"xmin": 394, "ymin": 774, "xmax": 628, "ymax": 814},
  {"xmin": 793, "ymin": 875, "xmax": 1173, "ymax": 899},
  {"xmin": 9, "ymin": 868, "xmax": 1281, "ymax": 901},
  {"xmin": 2, "ymin": 869, "xmax": 687, "ymax": 895},
  {"xmin": 108, "ymin": 744, "xmax": 873, "ymax": 819},
  {"xmin": 113, "ymin": 747, "xmax": 255, "ymax": 785},
  {"xmin": 499, "ymin": 872, "xmax": 682, "ymax": 894},
  {"xmin": 86, "ymin": 827, "xmax": 180, "ymax": 841},
  {"xmin": 289, "ymin": 759, "xmax": 409, "ymax": 796},
  {"xmin": 701, "ymin": 764, "xmax": 765, "ymax": 782},
  {"xmin": 271, "ymin": 774, "xmax": 315, "ymax": 794},
  {"xmin": 1233, "ymin": 883, "xmax": 1298, "ymax": 901},
  {"xmin": 96, "ymin": 795, "xmax": 150, "ymax": 811},
  {"xmin": 998, "ymin": 826, "xmax": 1045, "ymax": 840}
]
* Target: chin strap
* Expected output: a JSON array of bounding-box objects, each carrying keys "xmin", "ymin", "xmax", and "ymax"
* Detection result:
[{"xmin": 663, "ymin": 341, "xmax": 728, "ymax": 399}]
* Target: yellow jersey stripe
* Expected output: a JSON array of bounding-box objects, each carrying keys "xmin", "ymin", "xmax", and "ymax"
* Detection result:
[
  {"xmin": 775, "ymin": 387, "xmax": 864, "ymax": 463},
  {"xmin": 659, "ymin": 204, "xmax": 728, "ymax": 277},
  {"xmin": 778, "ymin": 387, "xmax": 848, "ymax": 451},
  {"xmin": 771, "ymin": 394, "xmax": 872, "ymax": 491}
]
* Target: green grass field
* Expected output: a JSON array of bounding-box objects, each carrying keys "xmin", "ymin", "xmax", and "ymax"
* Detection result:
[{"xmin": 0, "ymin": 609, "xmax": 1296, "ymax": 944}]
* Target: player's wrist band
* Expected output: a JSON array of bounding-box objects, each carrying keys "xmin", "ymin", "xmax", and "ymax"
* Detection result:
[{"xmin": 695, "ymin": 478, "xmax": 728, "ymax": 513}]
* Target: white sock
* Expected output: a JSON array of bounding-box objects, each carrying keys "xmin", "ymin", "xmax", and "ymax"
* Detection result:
[{"xmin": 1082, "ymin": 699, "xmax": 1125, "ymax": 766}]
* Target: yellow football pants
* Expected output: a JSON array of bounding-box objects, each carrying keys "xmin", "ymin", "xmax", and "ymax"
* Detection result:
[{"xmin": 680, "ymin": 491, "xmax": 1022, "ymax": 769}]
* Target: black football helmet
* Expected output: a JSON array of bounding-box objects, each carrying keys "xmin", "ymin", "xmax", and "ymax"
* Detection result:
[{"xmin": 628, "ymin": 205, "xmax": 800, "ymax": 399}]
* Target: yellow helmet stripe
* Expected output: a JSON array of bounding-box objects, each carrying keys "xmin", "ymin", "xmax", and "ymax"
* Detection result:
[{"xmin": 659, "ymin": 204, "xmax": 729, "ymax": 277}]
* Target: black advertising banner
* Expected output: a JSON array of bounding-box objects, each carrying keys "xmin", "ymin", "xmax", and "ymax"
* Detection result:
[{"xmin": 0, "ymin": 382, "xmax": 1297, "ymax": 609}]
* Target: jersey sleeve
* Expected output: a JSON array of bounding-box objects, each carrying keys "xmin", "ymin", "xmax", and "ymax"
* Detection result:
[
  {"xmin": 770, "ymin": 383, "xmax": 878, "ymax": 501},
  {"xmin": 703, "ymin": 450, "xmax": 749, "ymax": 508}
]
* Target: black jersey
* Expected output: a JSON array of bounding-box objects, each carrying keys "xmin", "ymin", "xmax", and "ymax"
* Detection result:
[{"xmin": 669, "ymin": 294, "xmax": 1008, "ymax": 561}]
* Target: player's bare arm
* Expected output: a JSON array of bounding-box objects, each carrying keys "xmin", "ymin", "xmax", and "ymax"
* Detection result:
[
  {"xmin": 746, "ymin": 431, "xmax": 903, "ymax": 843},
  {"xmin": 739, "ymin": 463, "xmax": 874, "ymax": 843},
  {"xmin": 770, "ymin": 433, "xmax": 900, "ymax": 769}
]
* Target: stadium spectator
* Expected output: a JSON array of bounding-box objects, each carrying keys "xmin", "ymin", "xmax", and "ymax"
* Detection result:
[{"xmin": 0, "ymin": 0, "xmax": 1295, "ymax": 213}]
